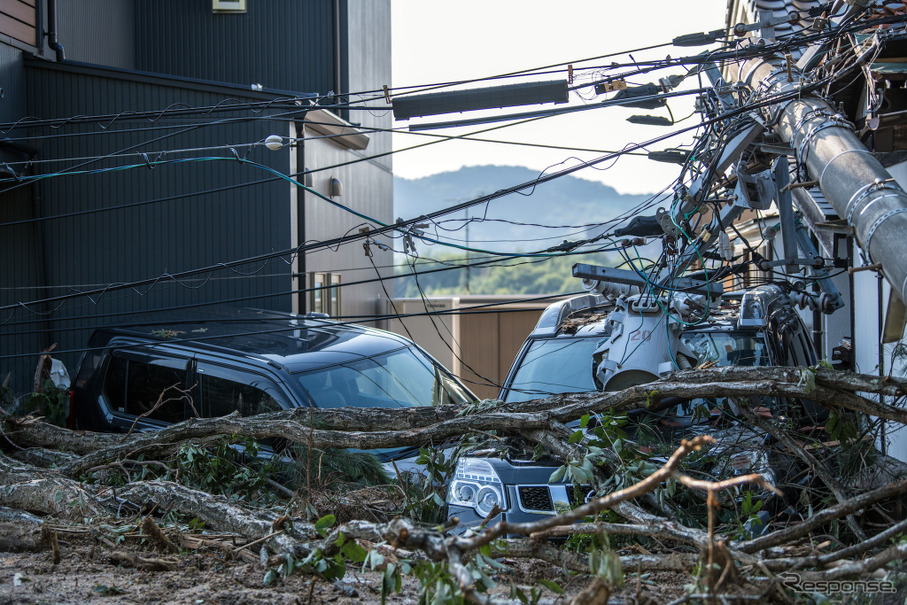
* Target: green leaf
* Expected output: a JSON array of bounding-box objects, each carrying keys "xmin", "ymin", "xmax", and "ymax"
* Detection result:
[
  {"xmin": 538, "ymin": 579, "xmax": 563, "ymax": 594},
  {"xmin": 263, "ymin": 569, "xmax": 277, "ymax": 586},
  {"xmin": 315, "ymin": 514, "xmax": 336, "ymax": 533},
  {"xmin": 826, "ymin": 412, "xmax": 840, "ymax": 439},
  {"xmin": 568, "ymin": 430, "xmax": 584, "ymax": 444},
  {"xmin": 367, "ymin": 551, "xmax": 385, "ymax": 570},
  {"xmin": 510, "ymin": 584, "xmax": 528, "ymax": 603},
  {"xmin": 340, "ymin": 540, "xmax": 367, "ymax": 563},
  {"xmin": 797, "ymin": 368, "xmax": 817, "ymax": 394},
  {"xmin": 549, "ymin": 466, "xmax": 566, "ymax": 483},
  {"xmin": 572, "ymin": 466, "xmax": 591, "ymax": 483}
]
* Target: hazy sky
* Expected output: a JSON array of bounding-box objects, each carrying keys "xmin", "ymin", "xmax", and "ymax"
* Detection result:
[{"xmin": 391, "ymin": 0, "xmax": 728, "ymax": 195}]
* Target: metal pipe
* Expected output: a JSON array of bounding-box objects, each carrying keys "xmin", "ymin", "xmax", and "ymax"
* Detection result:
[
  {"xmin": 737, "ymin": 52, "xmax": 907, "ymax": 304},
  {"xmin": 46, "ymin": 0, "xmax": 65, "ymax": 62},
  {"xmin": 333, "ymin": 0, "xmax": 342, "ymax": 102}
]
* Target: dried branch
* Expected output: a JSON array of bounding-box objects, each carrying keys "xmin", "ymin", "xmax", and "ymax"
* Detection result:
[
  {"xmin": 452, "ymin": 437, "xmax": 720, "ymax": 552},
  {"xmin": 736, "ymin": 402, "xmax": 869, "ymax": 541},
  {"xmin": 123, "ymin": 383, "xmax": 195, "ymax": 441},
  {"xmin": 496, "ymin": 539, "xmax": 699, "ymax": 573},
  {"xmin": 2, "ymin": 366, "xmax": 906, "ymax": 602},
  {"xmin": 736, "ymin": 478, "xmax": 907, "ymax": 553},
  {"xmin": 4, "ymin": 369, "xmax": 906, "ymax": 466}
]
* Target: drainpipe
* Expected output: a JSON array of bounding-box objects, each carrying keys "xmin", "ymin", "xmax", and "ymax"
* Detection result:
[
  {"xmin": 46, "ymin": 0, "xmax": 65, "ymax": 62},
  {"xmin": 736, "ymin": 52, "xmax": 907, "ymax": 305},
  {"xmin": 295, "ymin": 116, "xmax": 307, "ymax": 313},
  {"xmin": 333, "ymin": 0, "xmax": 342, "ymax": 103}
]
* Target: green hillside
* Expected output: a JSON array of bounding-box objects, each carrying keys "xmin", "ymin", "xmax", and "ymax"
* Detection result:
[
  {"xmin": 394, "ymin": 165, "xmax": 653, "ymax": 255},
  {"xmin": 393, "ymin": 166, "xmax": 655, "ymax": 296}
]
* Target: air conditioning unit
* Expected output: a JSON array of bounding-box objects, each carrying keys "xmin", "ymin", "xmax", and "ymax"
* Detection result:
[{"xmin": 212, "ymin": 0, "xmax": 246, "ymax": 13}]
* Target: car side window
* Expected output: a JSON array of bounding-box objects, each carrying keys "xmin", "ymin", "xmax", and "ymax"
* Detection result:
[
  {"xmin": 197, "ymin": 365, "xmax": 287, "ymax": 418},
  {"xmin": 103, "ymin": 353, "xmax": 189, "ymax": 424}
]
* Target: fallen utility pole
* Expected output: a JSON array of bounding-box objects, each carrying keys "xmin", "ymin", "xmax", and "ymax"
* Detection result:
[{"xmin": 735, "ymin": 40, "xmax": 907, "ymax": 304}]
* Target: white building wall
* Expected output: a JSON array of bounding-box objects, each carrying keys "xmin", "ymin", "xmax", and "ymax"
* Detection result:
[
  {"xmin": 841, "ymin": 228, "xmax": 907, "ymax": 463},
  {"xmin": 303, "ymin": 130, "xmax": 394, "ymax": 323}
]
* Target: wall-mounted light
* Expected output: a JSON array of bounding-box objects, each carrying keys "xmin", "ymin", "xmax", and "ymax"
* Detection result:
[
  {"xmin": 212, "ymin": 0, "xmax": 247, "ymax": 13},
  {"xmin": 303, "ymin": 169, "xmax": 314, "ymax": 188},
  {"xmin": 330, "ymin": 177, "xmax": 343, "ymax": 198}
]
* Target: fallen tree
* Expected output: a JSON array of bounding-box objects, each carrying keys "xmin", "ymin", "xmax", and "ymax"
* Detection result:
[{"xmin": 1, "ymin": 366, "xmax": 905, "ymax": 603}]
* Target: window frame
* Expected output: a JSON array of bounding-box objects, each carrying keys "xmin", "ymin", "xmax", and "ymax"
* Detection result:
[
  {"xmin": 195, "ymin": 361, "xmax": 291, "ymax": 419},
  {"xmin": 309, "ymin": 272, "xmax": 342, "ymax": 317},
  {"xmin": 100, "ymin": 347, "xmax": 192, "ymax": 430}
]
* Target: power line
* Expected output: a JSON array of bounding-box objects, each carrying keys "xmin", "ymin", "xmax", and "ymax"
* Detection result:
[
  {"xmin": 0, "ymin": 244, "xmax": 618, "ymax": 329},
  {"xmin": 0, "ymin": 93, "xmax": 769, "ymax": 316},
  {"xmin": 2, "ymin": 62, "xmax": 843, "ymax": 324},
  {"xmin": 3, "ymin": 12, "xmax": 889, "ymax": 338},
  {"xmin": 0, "ymin": 290, "xmax": 587, "ymax": 360}
]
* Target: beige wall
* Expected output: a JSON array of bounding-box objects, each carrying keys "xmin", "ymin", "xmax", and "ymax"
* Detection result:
[{"xmin": 387, "ymin": 296, "xmax": 552, "ymax": 400}]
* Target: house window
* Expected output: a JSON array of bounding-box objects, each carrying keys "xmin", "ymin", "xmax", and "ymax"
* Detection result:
[{"xmin": 309, "ymin": 272, "xmax": 342, "ymax": 316}]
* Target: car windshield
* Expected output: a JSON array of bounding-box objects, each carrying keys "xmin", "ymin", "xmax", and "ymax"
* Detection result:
[
  {"xmin": 681, "ymin": 331, "xmax": 770, "ymax": 367},
  {"xmin": 295, "ymin": 345, "xmax": 472, "ymax": 409},
  {"xmin": 504, "ymin": 330, "xmax": 771, "ymax": 404},
  {"xmin": 504, "ymin": 337, "xmax": 603, "ymax": 403}
]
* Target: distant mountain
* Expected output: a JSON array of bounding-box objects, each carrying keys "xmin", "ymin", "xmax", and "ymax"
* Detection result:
[{"xmin": 394, "ymin": 166, "xmax": 654, "ymax": 253}]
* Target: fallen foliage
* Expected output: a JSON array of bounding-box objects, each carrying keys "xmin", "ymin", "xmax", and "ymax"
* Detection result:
[{"xmin": 0, "ymin": 366, "xmax": 905, "ymax": 603}]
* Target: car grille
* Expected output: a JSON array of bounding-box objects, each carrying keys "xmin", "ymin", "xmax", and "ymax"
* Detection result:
[
  {"xmin": 518, "ymin": 486, "xmax": 554, "ymax": 512},
  {"xmin": 566, "ymin": 485, "xmax": 592, "ymax": 505}
]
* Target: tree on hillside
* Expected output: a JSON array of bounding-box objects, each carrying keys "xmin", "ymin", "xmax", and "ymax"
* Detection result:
[{"xmin": 394, "ymin": 252, "xmax": 616, "ymax": 298}]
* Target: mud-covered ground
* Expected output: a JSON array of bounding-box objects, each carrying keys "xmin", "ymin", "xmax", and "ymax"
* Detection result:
[{"xmin": 0, "ymin": 538, "xmax": 693, "ymax": 605}]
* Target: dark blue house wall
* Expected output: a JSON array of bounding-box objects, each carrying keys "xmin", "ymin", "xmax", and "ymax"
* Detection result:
[
  {"xmin": 132, "ymin": 0, "xmax": 338, "ymax": 96},
  {"xmin": 0, "ymin": 61, "xmax": 297, "ymax": 391},
  {"xmin": 0, "ymin": 0, "xmax": 392, "ymax": 395}
]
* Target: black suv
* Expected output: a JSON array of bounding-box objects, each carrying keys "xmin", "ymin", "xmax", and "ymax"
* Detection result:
[
  {"xmin": 446, "ymin": 285, "xmax": 816, "ymax": 532},
  {"xmin": 71, "ymin": 307, "xmax": 474, "ymax": 463}
]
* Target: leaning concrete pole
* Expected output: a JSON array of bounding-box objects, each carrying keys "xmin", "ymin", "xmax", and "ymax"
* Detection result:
[{"xmin": 736, "ymin": 52, "xmax": 907, "ymax": 303}]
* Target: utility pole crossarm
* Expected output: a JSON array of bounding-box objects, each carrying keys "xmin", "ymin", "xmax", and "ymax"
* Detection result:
[{"xmin": 735, "ymin": 42, "xmax": 907, "ymax": 304}]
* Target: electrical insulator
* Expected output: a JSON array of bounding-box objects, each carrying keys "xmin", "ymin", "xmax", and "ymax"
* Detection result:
[{"xmin": 719, "ymin": 230, "xmax": 733, "ymax": 261}]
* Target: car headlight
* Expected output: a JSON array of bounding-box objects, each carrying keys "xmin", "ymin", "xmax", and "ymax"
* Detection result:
[{"xmin": 447, "ymin": 457, "xmax": 505, "ymax": 517}]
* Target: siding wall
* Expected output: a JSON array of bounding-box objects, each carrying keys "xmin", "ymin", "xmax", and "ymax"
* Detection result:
[
  {"xmin": 345, "ymin": 0, "xmax": 392, "ymax": 167},
  {"xmin": 301, "ymin": 0, "xmax": 393, "ymax": 322},
  {"xmin": 0, "ymin": 184, "xmax": 47, "ymax": 385},
  {"xmin": 0, "ymin": 61, "xmax": 296, "ymax": 390},
  {"xmin": 133, "ymin": 0, "xmax": 336, "ymax": 95},
  {"xmin": 56, "ymin": 1, "xmax": 134, "ymax": 68},
  {"xmin": 0, "ymin": 41, "xmax": 26, "ymax": 123},
  {"xmin": 1, "ymin": 1, "xmax": 393, "ymax": 394},
  {"xmin": 0, "ymin": 36, "xmax": 36, "ymax": 387},
  {"xmin": 0, "ymin": 0, "xmax": 35, "ymax": 48}
]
